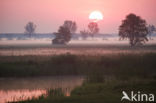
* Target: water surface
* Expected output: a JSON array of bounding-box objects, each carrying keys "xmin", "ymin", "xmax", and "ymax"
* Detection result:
[{"xmin": 0, "ymin": 76, "xmax": 84, "ymax": 103}]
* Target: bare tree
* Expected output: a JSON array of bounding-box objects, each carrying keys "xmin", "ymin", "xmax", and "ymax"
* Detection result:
[
  {"xmin": 88, "ymin": 22, "xmax": 99, "ymax": 38},
  {"xmin": 63, "ymin": 20, "xmax": 77, "ymax": 34},
  {"xmin": 80, "ymin": 29, "xmax": 89, "ymax": 40},
  {"xmin": 25, "ymin": 22, "xmax": 36, "ymax": 37},
  {"xmin": 119, "ymin": 13, "xmax": 148, "ymax": 46}
]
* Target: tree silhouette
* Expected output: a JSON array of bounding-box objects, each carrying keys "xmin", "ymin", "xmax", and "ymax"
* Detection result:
[
  {"xmin": 80, "ymin": 29, "xmax": 89, "ymax": 40},
  {"xmin": 119, "ymin": 13, "xmax": 148, "ymax": 46},
  {"xmin": 25, "ymin": 22, "xmax": 36, "ymax": 37},
  {"xmin": 52, "ymin": 26, "xmax": 71, "ymax": 44},
  {"xmin": 63, "ymin": 20, "xmax": 77, "ymax": 34},
  {"xmin": 88, "ymin": 22, "xmax": 99, "ymax": 38},
  {"xmin": 148, "ymin": 25, "xmax": 156, "ymax": 40}
]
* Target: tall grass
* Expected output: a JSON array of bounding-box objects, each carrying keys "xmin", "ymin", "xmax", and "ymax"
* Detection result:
[
  {"xmin": 0, "ymin": 53, "xmax": 156, "ymax": 80},
  {"xmin": 5, "ymin": 53, "xmax": 156, "ymax": 103},
  {"xmin": 12, "ymin": 79, "xmax": 156, "ymax": 103}
]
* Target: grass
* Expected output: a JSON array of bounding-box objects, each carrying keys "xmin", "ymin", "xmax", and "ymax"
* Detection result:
[
  {"xmin": 1, "ymin": 52, "xmax": 156, "ymax": 103},
  {"xmin": 0, "ymin": 53, "xmax": 156, "ymax": 79},
  {"xmin": 11, "ymin": 79, "xmax": 156, "ymax": 103}
]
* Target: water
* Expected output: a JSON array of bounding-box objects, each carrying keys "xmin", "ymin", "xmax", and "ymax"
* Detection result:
[{"xmin": 0, "ymin": 76, "xmax": 84, "ymax": 103}]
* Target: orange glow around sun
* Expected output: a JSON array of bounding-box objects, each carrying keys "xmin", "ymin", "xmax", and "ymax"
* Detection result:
[{"xmin": 89, "ymin": 11, "xmax": 103, "ymax": 22}]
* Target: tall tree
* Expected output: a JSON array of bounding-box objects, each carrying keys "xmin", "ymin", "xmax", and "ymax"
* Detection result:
[
  {"xmin": 25, "ymin": 22, "xmax": 36, "ymax": 37},
  {"xmin": 52, "ymin": 26, "xmax": 71, "ymax": 44},
  {"xmin": 63, "ymin": 20, "xmax": 77, "ymax": 34},
  {"xmin": 88, "ymin": 22, "xmax": 99, "ymax": 38},
  {"xmin": 119, "ymin": 13, "xmax": 148, "ymax": 46}
]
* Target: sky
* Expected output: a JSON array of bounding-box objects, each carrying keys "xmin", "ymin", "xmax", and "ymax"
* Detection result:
[{"xmin": 0, "ymin": 0, "xmax": 156, "ymax": 34}]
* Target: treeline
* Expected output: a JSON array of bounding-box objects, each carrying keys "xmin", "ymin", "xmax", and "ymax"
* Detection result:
[
  {"xmin": 0, "ymin": 13, "xmax": 156, "ymax": 46},
  {"xmin": 24, "ymin": 13, "xmax": 156, "ymax": 46}
]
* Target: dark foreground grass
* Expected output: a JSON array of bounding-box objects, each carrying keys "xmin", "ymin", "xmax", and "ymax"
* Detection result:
[
  {"xmin": 11, "ymin": 80, "xmax": 156, "ymax": 103},
  {"xmin": 1, "ymin": 53, "xmax": 156, "ymax": 103},
  {"xmin": 0, "ymin": 53, "xmax": 156, "ymax": 79}
]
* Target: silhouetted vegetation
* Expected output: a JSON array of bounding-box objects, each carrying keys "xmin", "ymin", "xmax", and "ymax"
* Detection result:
[
  {"xmin": 11, "ymin": 77, "xmax": 156, "ymax": 103},
  {"xmin": 52, "ymin": 20, "xmax": 77, "ymax": 44},
  {"xmin": 80, "ymin": 29, "xmax": 89, "ymax": 40},
  {"xmin": 2, "ymin": 48, "xmax": 156, "ymax": 103},
  {"xmin": 53, "ymin": 25, "xmax": 71, "ymax": 44},
  {"xmin": 1, "ymin": 53, "xmax": 156, "ymax": 79},
  {"xmin": 25, "ymin": 22, "xmax": 36, "ymax": 37},
  {"xmin": 119, "ymin": 13, "xmax": 148, "ymax": 46},
  {"xmin": 88, "ymin": 22, "xmax": 99, "ymax": 38},
  {"xmin": 63, "ymin": 20, "xmax": 77, "ymax": 34}
]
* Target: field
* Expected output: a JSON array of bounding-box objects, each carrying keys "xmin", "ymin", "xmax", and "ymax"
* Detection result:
[
  {"xmin": 1, "ymin": 0, "xmax": 156, "ymax": 102},
  {"xmin": 0, "ymin": 39, "xmax": 156, "ymax": 103},
  {"xmin": 3, "ymin": 51, "xmax": 155, "ymax": 103},
  {"xmin": 0, "ymin": 52, "xmax": 156, "ymax": 78}
]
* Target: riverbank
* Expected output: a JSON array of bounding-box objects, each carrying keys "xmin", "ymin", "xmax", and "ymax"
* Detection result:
[{"xmin": 12, "ymin": 79, "xmax": 156, "ymax": 103}]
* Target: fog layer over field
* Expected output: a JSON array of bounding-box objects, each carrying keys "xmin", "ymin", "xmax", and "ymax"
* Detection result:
[{"xmin": 0, "ymin": 33, "xmax": 156, "ymax": 46}]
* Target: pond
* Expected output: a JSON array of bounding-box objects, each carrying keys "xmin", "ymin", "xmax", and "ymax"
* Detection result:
[{"xmin": 0, "ymin": 76, "xmax": 84, "ymax": 103}]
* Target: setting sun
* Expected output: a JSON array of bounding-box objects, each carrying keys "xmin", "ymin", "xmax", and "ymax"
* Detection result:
[{"xmin": 89, "ymin": 11, "xmax": 103, "ymax": 22}]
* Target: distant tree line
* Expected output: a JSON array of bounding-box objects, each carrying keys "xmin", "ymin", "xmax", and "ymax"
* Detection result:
[{"xmin": 24, "ymin": 13, "xmax": 156, "ymax": 46}]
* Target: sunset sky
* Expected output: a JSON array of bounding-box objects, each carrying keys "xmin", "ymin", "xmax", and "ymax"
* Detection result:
[{"xmin": 0, "ymin": 0, "xmax": 156, "ymax": 34}]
